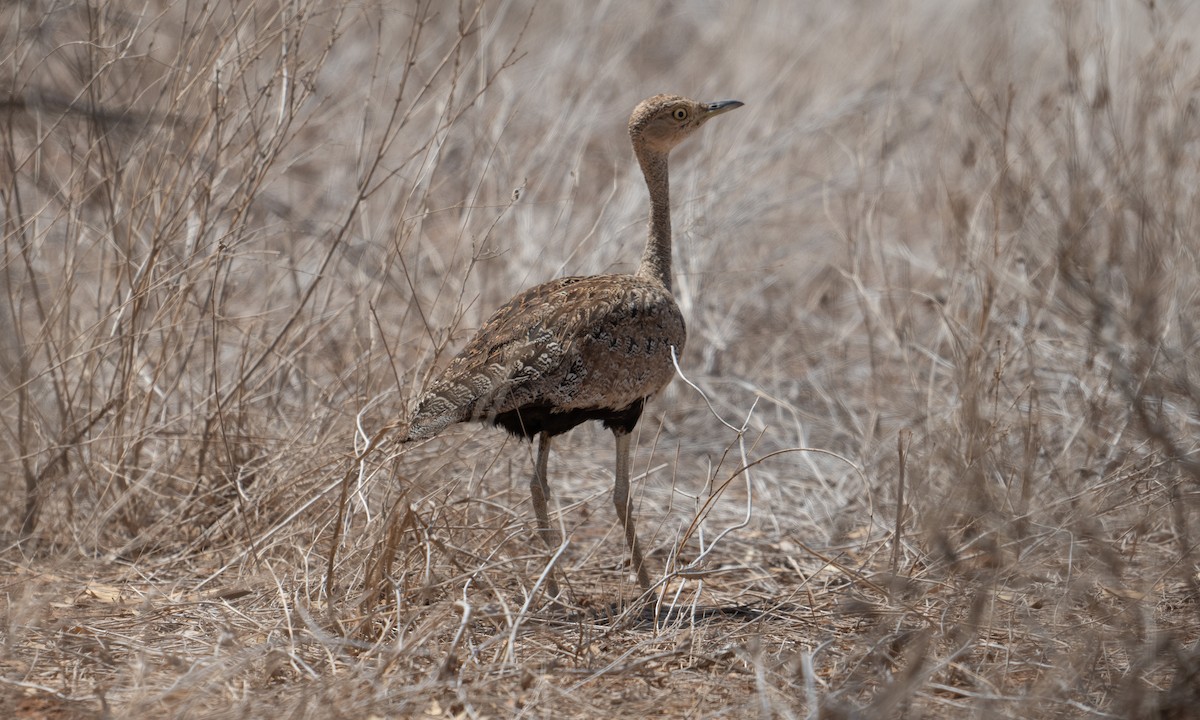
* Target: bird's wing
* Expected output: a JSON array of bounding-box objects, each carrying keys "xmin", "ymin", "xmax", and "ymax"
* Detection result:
[{"xmin": 403, "ymin": 277, "xmax": 592, "ymax": 438}]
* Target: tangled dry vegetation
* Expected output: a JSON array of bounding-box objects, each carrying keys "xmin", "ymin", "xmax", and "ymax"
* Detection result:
[{"xmin": 2, "ymin": 1, "xmax": 1200, "ymax": 717}]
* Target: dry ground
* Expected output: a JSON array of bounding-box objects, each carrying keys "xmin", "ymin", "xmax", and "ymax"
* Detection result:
[{"xmin": 2, "ymin": 1, "xmax": 1200, "ymax": 717}]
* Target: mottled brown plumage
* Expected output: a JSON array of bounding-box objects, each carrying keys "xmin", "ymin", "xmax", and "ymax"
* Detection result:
[{"xmin": 402, "ymin": 94, "xmax": 743, "ymax": 593}]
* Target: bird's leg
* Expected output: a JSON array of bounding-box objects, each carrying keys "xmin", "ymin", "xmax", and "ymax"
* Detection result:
[
  {"xmin": 612, "ymin": 430, "xmax": 652, "ymax": 590},
  {"xmin": 529, "ymin": 433, "xmax": 560, "ymax": 596},
  {"xmin": 529, "ymin": 433, "xmax": 556, "ymax": 546}
]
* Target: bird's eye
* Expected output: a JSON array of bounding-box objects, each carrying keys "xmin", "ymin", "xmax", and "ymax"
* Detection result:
[{"xmin": 672, "ymin": 108, "xmax": 688, "ymax": 121}]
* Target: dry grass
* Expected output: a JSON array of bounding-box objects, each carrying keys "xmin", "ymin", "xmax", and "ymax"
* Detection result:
[{"xmin": 3, "ymin": 1, "xmax": 1200, "ymax": 717}]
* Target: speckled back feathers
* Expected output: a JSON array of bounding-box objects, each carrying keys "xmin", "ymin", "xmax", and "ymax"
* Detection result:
[{"xmin": 402, "ymin": 274, "xmax": 684, "ymax": 440}]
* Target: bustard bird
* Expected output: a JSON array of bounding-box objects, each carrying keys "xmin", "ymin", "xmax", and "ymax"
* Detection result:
[{"xmin": 401, "ymin": 94, "xmax": 743, "ymax": 592}]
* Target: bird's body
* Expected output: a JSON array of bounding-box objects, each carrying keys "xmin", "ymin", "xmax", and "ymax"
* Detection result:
[
  {"xmin": 401, "ymin": 94, "xmax": 743, "ymax": 593},
  {"xmin": 404, "ymin": 273, "xmax": 684, "ymax": 441}
]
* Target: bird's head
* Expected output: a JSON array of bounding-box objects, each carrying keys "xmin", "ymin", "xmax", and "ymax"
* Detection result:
[{"xmin": 628, "ymin": 94, "xmax": 744, "ymax": 155}]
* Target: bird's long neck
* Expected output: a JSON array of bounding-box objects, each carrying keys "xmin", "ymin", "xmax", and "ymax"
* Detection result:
[{"xmin": 635, "ymin": 150, "xmax": 673, "ymax": 292}]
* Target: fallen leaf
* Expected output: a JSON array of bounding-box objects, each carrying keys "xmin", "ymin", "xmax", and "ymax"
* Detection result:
[{"xmin": 82, "ymin": 584, "xmax": 124, "ymax": 604}]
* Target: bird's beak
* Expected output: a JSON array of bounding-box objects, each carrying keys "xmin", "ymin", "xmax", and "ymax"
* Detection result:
[{"xmin": 702, "ymin": 100, "xmax": 745, "ymax": 118}]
